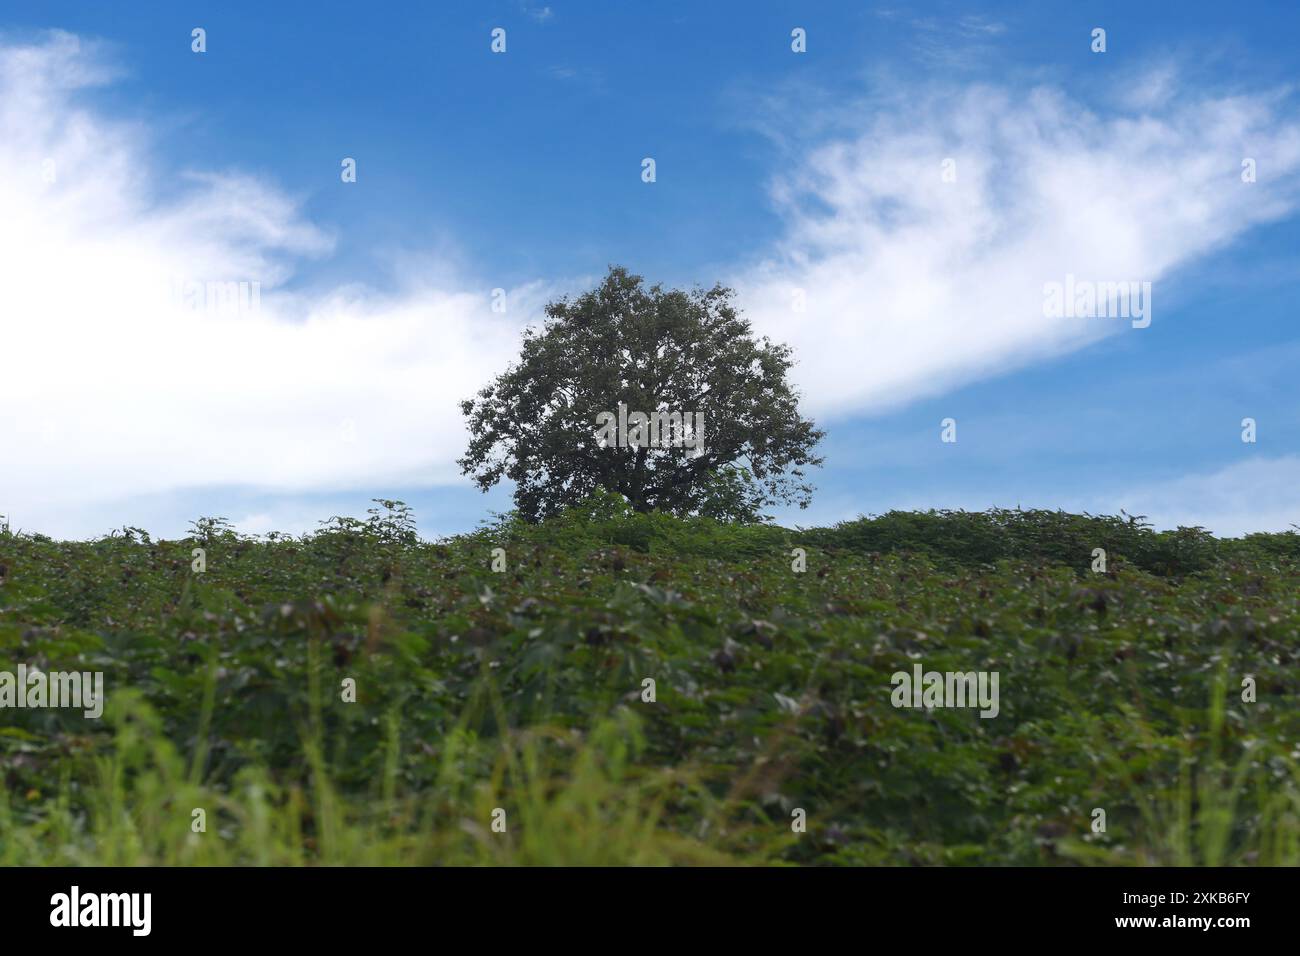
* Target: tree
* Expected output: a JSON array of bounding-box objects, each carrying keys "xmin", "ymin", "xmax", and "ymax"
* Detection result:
[{"xmin": 458, "ymin": 266, "xmax": 825, "ymax": 522}]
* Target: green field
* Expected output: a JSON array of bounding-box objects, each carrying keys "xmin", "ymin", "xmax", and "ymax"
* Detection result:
[{"xmin": 2, "ymin": 496, "xmax": 1298, "ymax": 865}]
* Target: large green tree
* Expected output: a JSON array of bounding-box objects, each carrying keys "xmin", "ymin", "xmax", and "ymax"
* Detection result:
[{"xmin": 458, "ymin": 266, "xmax": 825, "ymax": 522}]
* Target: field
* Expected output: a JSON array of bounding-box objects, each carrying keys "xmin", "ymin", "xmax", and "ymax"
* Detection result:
[{"xmin": 2, "ymin": 495, "xmax": 1298, "ymax": 865}]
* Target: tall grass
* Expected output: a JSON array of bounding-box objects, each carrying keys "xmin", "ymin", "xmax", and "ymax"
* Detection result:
[
  {"xmin": 0, "ymin": 687, "xmax": 758, "ymax": 866},
  {"xmin": 1061, "ymin": 664, "xmax": 1300, "ymax": 866}
]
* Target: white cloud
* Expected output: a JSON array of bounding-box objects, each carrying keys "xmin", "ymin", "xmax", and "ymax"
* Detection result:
[
  {"xmin": 0, "ymin": 32, "xmax": 559, "ymax": 530},
  {"xmin": 738, "ymin": 79, "xmax": 1300, "ymax": 420},
  {"xmin": 1093, "ymin": 456, "xmax": 1300, "ymax": 538}
]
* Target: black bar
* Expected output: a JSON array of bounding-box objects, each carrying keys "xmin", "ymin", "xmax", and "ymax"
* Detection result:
[{"xmin": 0, "ymin": 866, "xmax": 1282, "ymax": 942}]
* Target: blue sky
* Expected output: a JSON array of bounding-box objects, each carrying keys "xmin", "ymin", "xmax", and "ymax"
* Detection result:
[{"xmin": 3, "ymin": 1, "xmax": 1300, "ymax": 539}]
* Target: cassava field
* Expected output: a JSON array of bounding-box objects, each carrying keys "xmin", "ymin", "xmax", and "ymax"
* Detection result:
[{"xmin": 2, "ymin": 496, "xmax": 1298, "ymax": 866}]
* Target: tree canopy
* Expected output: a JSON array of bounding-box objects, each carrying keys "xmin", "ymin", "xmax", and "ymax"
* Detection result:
[{"xmin": 458, "ymin": 266, "xmax": 825, "ymax": 522}]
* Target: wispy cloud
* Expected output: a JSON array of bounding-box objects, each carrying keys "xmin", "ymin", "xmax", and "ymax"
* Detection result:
[
  {"xmin": 1089, "ymin": 456, "xmax": 1300, "ymax": 536},
  {"xmin": 520, "ymin": 2, "xmax": 554, "ymax": 24},
  {"xmin": 737, "ymin": 74, "xmax": 1300, "ymax": 419},
  {"xmin": 874, "ymin": 9, "xmax": 1008, "ymax": 67}
]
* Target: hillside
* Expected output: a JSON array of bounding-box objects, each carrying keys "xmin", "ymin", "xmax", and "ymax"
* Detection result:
[{"xmin": 2, "ymin": 497, "xmax": 1298, "ymax": 865}]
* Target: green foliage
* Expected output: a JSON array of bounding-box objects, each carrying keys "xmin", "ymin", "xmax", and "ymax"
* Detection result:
[
  {"xmin": 458, "ymin": 265, "xmax": 825, "ymax": 522},
  {"xmin": 800, "ymin": 508, "xmax": 1221, "ymax": 577},
  {"xmin": 1, "ymin": 499, "xmax": 1297, "ymax": 865}
]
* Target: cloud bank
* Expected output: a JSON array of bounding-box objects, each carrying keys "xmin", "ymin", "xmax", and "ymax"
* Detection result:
[
  {"xmin": 0, "ymin": 32, "xmax": 549, "ymax": 526},
  {"xmin": 739, "ymin": 81, "xmax": 1300, "ymax": 418}
]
